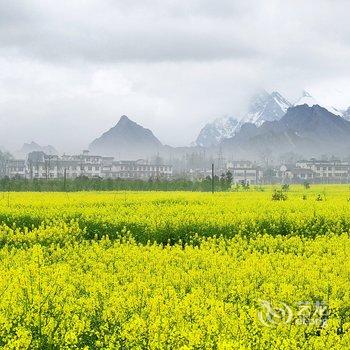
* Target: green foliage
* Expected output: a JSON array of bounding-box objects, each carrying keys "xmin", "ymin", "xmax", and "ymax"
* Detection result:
[
  {"xmin": 220, "ymin": 171, "xmax": 233, "ymax": 191},
  {"xmin": 272, "ymin": 189, "xmax": 288, "ymax": 201},
  {"xmin": 281, "ymin": 184, "xmax": 290, "ymax": 192},
  {"xmin": 304, "ymin": 181, "xmax": 311, "ymax": 189},
  {"xmin": 0, "ymin": 177, "xmax": 234, "ymax": 192}
]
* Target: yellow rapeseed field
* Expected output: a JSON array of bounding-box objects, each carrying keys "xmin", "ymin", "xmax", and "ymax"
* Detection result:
[{"xmin": 1, "ymin": 185, "xmax": 350, "ymax": 348}]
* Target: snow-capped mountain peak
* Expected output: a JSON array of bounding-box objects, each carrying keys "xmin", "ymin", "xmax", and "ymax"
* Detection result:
[
  {"xmin": 240, "ymin": 90, "xmax": 292, "ymax": 126},
  {"xmin": 194, "ymin": 89, "xmax": 347, "ymax": 148},
  {"xmin": 195, "ymin": 90, "xmax": 292, "ymax": 147},
  {"xmin": 295, "ymin": 90, "xmax": 318, "ymax": 107},
  {"xmin": 270, "ymin": 91, "xmax": 292, "ymax": 113},
  {"xmin": 301, "ymin": 90, "xmax": 312, "ymax": 98},
  {"xmin": 195, "ymin": 116, "xmax": 239, "ymax": 148},
  {"xmin": 295, "ymin": 90, "xmax": 343, "ymax": 116}
]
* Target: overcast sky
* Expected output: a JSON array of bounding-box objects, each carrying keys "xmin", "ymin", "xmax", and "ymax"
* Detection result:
[{"xmin": 1, "ymin": 0, "xmax": 350, "ymax": 152}]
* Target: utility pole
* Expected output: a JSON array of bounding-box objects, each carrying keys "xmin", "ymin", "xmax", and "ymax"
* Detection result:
[
  {"xmin": 63, "ymin": 168, "xmax": 67, "ymax": 192},
  {"xmin": 218, "ymin": 146, "xmax": 224, "ymax": 173},
  {"xmin": 29, "ymin": 161, "xmax": 33, "ymax": 180},
  {"xmin": 211, "ymin": 163, "xmax": 215, "ymax": 194},
  {"xmin": 45, "ymin": 159, "xmax": 48, "ymax": 180},
  {"xmin": 45, "ymin": 155, "xmax": 53, "ymax": 180}
]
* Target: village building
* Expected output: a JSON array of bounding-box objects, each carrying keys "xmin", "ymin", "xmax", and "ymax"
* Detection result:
[
  {"xmin": 226, "ymin": 161, "xmax": 263, "ymax": 185},
  {"xmin": 3, "ymin": 150, "xmax": 173, "ymax": 180}
]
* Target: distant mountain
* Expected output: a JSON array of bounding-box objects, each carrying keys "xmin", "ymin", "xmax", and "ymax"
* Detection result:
[
  {"xmin": 239, "ymin": 90, "xmax": 292, "ymax": 126},
  {"xmin": 89, "ymin": 115, "xmax": 163, "ymax": 159},
  {"xmin": 196, "ymin": 90, "xmax": 345, "ymax": 149},
  {"xmin": 195, "ymin": 90, "xmax": 291, "ymax": 147},
  {"xmin": 0, "ymin": 146, "xmax": 12, "ymax": 159},
  {"xmin": 221, "ymin": 104, "xmax": 350, "ymax": 159},
  {"xmin": 294, "ymin": 90, "xmax": 343, "ymax": 116},
  {"xmin": 195, "ymin": 117, "xmax": 239, "ymax": 147},
  {"xmin": 19, "ymin": 142, "xmax": 58, "ymax": 156}
]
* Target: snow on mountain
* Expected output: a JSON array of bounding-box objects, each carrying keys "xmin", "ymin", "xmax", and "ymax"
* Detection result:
[
  {"xmin": 328, "ymin": 106, "xmax": 344, "ymax": 117},
  {"xmin": 195, "ymin": 90, "xmax": 291, "ymax": 147},
  {"xmin": 294, "ymin": 90, "xmax": 343, "ymax": 116},
  {"xmin": 195, "ymin": 116, "xmax": 239, "ymax": 147},
  {"xmin": 272, "ymin": 92, "xmax": 292, "ymax": 113},
  {"xmin": 240, "ymin": 90, "xmax": 292, "ymax": 126},
  {"xmin": 343, "ymin": 107, "xmax": 350, "ymax": 121},
  {"xmin": 294, "ymin": 90, "xmax": 318, "ymax": 107},
  {"xmin": 222, "ymin": 104, "xmax": 350, "ymax": 158},
  {"xmin": 195, "ymin": 89, "xmax": 347, "ymax": 148}
]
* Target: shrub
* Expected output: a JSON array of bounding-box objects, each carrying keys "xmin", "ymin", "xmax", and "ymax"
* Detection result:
[
  {"xmin": 304, "ymin": 181, "xmax": 311, "ymax": 189},
  {"xmin": 272, "ymin": 189, "xmax": 288, "ymax": 201}
]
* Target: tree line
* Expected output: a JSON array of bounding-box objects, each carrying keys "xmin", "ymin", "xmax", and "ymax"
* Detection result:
[{"xmin": 0, "ymin": 171, "xmax": 234, "ymax": 192}]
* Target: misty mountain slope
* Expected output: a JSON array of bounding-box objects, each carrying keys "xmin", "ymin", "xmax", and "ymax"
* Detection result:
[
  {"xmin": 222, "ymin": 105, "xmax": 350, "ymax": 158},
  {"xmin": 294, "ymin": 90, "xmax": 343, "ymax": 116},
  {"xmin": 195, "ymin": 90, "xmax": 345, "ymax": 149},
  {"xmin": 195, "ymin": 90, "xmax": 291, "ymax": 147},
  {"xmin": 343, "ymin": 107, "xmax": 350, "ymax": 121},
  {"xmin": 89, "ymin": 115, "xmax": 163, "ymax": 159},
  {"xmin": 222, "ymin": 122, "xmax": 305, "ymax": 157},
  {"xmin": 19, "ymin": 142, "xmax": 58, "ymax": 156},
  {"xmin": 195, "ymin": 117, "xmax": 239, "ymax": 147},
  {"xmin": 280, "ymin": 105, "xmax": 350, "ymax": 139},
  {"xmin": 240, "ymin": 90, "xmax": 292, "ymax": 126}
]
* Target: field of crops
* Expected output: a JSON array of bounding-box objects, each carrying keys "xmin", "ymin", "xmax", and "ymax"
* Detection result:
[{"xmin": 1, "ymin": 185, "xmax": 350, "ymax": 348}]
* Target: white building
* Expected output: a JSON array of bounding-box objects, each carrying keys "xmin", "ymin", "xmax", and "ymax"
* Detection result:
[
  {"xmin": 226, "ymin": 161, "xmax": 263, "ymax": 185},
  {"xmin": 103, "ymin": 159, "xmax": 173, "ymax": 180},
  {"xmin": 279, "ymin": 165, "xmax": 315, "ymax": 183},
  {"xmin": 5, "ymin": 160, "xmax": 27, "ymax": 179},
  {"xmin": 296, "ymin": 159, "xmax": 350, "ymax": 183},
  {"xmin": 3, "ymin": 151, "xmax": 173, "ymax": 180},
  {"xmin": 278, "ymin": 159, "xmax": 350, "ymax": 183}
]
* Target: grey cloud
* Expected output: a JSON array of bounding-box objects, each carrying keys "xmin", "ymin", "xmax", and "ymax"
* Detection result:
[
  {"xmin": 1, "ymin": 0, "xmax": 350, "ymax": 66},
  {"xmin": 0, "ymin": 0, "xmax": 350, "ymax": 152},
  {"xmin": 0, "ymin": 0, "xmax": 259, "ymax": 63}
]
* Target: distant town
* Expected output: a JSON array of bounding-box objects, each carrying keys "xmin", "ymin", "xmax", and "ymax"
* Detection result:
[
  {"xmin": 3, "ymin": 100, "xmax": 350, "ymax": 188},
  {"xmin": 2, "ymin": 149, "xmax": 350, "ymax": 185}
]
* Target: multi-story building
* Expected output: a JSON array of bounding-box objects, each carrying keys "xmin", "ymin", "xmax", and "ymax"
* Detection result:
[
  {"xmin": 278, "ymin": 165, "xmax": 315, "ymax": 183},
  {"xmin": 103, "ymin": 159, "xmax": 173, "ymax": 180},
  {"xmin": 28, "ymin": 153, "xmax": 61, "ymax": 179},
  {"xmin": 2, "ymin": 151, "xmax": 173, "ymax": 180},
  {"xmin": 296, "ymin": 159, "xmax": 350, "ymax": 183},
  {"xmin": 26, "ymin": 151, "xmax": 111, "ymax": 179},
  {"xmin": 226, "ymin": 161, "xmax": 263, "ymax": 185},
  {"xmin": 5, "ymin": 160, "xmax": 27, "ymax": 179},
  {"xmin": 279, "ymin": 159, "xmax": 350, "ymax": 183},
  {"xmin": 60, "ymin": 151, "xmax": 113, "ymax": 178}
]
